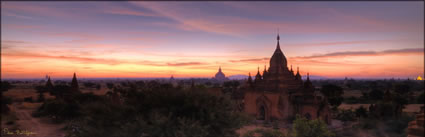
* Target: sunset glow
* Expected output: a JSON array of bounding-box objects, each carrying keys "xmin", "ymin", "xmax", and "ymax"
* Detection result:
[{"xmin": 1, "ymin": 2, "xmax": 424, "ymax": 79}]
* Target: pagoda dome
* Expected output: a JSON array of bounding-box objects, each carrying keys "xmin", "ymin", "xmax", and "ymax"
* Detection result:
[
  {"xmin": 215, "ymin": 67, "xmax": 226, "ymax": 80},
  {"xmin": 269, "ymin": 34, "xmax": 287, "ymax": 73}
]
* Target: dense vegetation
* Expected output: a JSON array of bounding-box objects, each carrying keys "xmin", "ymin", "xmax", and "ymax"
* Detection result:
[{"xmin": 34, "ymin": 81, "xmax": 250, "ymax": 137}]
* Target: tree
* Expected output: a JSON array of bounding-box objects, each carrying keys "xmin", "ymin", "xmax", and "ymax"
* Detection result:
[
  {"xmin": 1, "ymin": 81, "xmax": 14, "ymax": 114},
  {"xmin": 35, "ymin": 85, "xmax": 47, "ymax": 102},
  {"xmin": 417, "ymin": 92, "xmax": 424, "ymax": 104},
  {"xmin": 355, "ymin": 106, "xmax": 367, "ymax": 118},
  {"xmin": 106, "ymin": 83, "xmax": 114, "ymax": 89},
  {"xmin": 369, "ymin": 89, "xmax": 384, "ymax": 101},
  {"xmin": 320, "ymin": 84, "xmax": 344, "ymax": 109},
  {"xmin": 336, "ymin": 109, "xmax": 356, "ymax": 123},
  {"xmin": 394, "ymin": 84, "xmax": 410, "ymax": 95},
  {"xmin": 290, "ymin": 115, "xmax": 335, "ymax": 137}
]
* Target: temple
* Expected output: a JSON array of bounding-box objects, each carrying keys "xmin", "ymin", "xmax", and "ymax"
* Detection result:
[
  {"xmin": 242, "ymin": 33, "xmax": 331, "ymax": 124},
  {"xmin": 213, "ymin": 66, "xmax": 229, "ymax": 82}
]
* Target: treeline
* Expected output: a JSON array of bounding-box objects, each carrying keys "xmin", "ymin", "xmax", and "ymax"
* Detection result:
[
  {"xmin": 313, "ymin": 79, "xmax": 424, "ymax": 92},
  {"xmin": 313, "ymin": 79, "xmax": 424, "ymax": 104}
]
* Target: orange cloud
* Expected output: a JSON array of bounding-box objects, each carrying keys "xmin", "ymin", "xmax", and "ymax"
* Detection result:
[{"xmin": 3, "ymin": 52, "xmax": 123, "ymax": 65}]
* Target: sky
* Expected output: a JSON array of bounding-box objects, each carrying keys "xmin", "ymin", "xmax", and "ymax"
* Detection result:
[{"xmin": 1, "ymin": 1, "xmax": 424, "ymax": 79}]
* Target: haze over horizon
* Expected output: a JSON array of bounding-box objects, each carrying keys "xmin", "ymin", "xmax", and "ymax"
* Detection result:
[{"xmin": 1, "ymin": 2, "xmax": 424, "ymax": 79}]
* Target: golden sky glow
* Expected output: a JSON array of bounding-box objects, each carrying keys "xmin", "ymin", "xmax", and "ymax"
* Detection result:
[{"xmin": 1, "ymin": 2, "xmax": 424, "ymax": 79}]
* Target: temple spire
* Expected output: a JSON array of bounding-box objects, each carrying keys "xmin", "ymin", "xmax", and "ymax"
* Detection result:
[
  {"xmin": 247, "ymin": 72, "xmax": 253, "ymax": 88},
  {"xmin": 219, "ymin": 66, "xmax": 222, "ymax": 72},
  {"xmin": 71, "ymin": 72, "xmax": 79, "ymax": 92},
  {"xmin": 297, "ymin": 66, "xmax": 299, "ymax": 74},
  {"xmin": 307, "ymin": 73, "xmax": 310, "ymax": 81},
  {"xmin": 257, "ymin": 66, "xmax": 260, "ymax": 73},
  {"xmin": 276, "ymin": 29, "xmax": 280, "ymax": 50}
]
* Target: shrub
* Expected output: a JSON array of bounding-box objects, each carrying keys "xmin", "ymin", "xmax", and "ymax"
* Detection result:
[
  {"xmin": 34, "ymin": 99, "xmax": 82, "ymax": 121},
  {"xmin": 290, "ymin": 115, "xmax": 335, "ymax": 137},
  {"xmin": 336, "ymin": 109, "xmax": 356, "ymax": 122},
  {"xmin": 417, "ymin": 92, "xmax": 424, "ymax": 104},
  {"xmin": 1, "ymin": 96, "xmax": 13, "ymax": 114},
  {"xmin": 243, "ymin": 128, "xmax": 285, "ymax": 137},
  {"xmin": 355, "ymin": 106, "xmax": 367, "ymax": 118},
  {"xmin": 369, "ymin": 89, "xmax": 384, "ymax": 101},
  {"xmin": 320, "ymin": 84, "xmax": 344, "ymax": 109}
]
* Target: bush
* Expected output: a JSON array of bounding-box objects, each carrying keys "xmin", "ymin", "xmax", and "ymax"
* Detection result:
[
  {"xmin": 369, "ymin": 89, "xmax": 384, "ymax": 101},
  {"xmin": 34, "ymin": 99, "xmax": 82, "ymax": 121},
  {"xmin": 290, "ymin": 115, "xmax": 335, "ymax": 137},
  {"xmin": 417, "ymin": 92, "xmax": 424, "ymax": 104},
  {"xmin": 336, "ymin": 109, "xmax": 356, "ymax": 122},
  {"xmin": 384, "ymin": 114, "xmax": 414, "ymax": 134},
  {"xmin": 1, "ymin": 96, "xmax": 13, "ymax": 114},
  {"xmin": 320, "ymin": 84, "xmax": 344, "ymax": 109},
  {"xmin": 243, "ymin": 128, "xmax": 285, "ymax": 137},
  {"xmin": 355, "ymin": 106, "xmax": 367, "ymax": 118}
]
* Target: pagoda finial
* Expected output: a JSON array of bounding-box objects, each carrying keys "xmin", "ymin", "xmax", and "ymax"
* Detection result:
[
  {"xmin": 277, "ymin": 28, "xmax": 280, "ymax": 40},
  {"xmin": 276, "ymin": 28, "xmax": 280, "ymax": 50},
  {"xmin": 291, "ymin": 65, "xmax": 293, "ymax": 71},
  {"xmin": 297, "ymin": 66, "xmax": 299, "ymax": 73},
  {"xmin": 219, "ymin": 66, "xmax": 222, "ymax": 72}
]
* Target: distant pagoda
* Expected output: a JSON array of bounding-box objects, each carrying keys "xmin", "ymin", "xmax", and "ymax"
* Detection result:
[
  {"xmin": 71, "ymin": 72, "xmax": 80, "ymax": 92},
  {"xmin": 213, "ymin": 66, "xmax": 229, "ymax": 82},
  {"xmin": 45, "ymin": 76, "xmax": 54, "ymax": 90}
]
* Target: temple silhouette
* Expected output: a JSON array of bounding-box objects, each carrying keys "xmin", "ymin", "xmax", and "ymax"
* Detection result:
[
  {"xmin": 242, "ymin": 33, "xmax": 331, "ymax": 124},
  {"xmin": 213, "ymin": 66, "xmax": 229, "ymax": 82}
]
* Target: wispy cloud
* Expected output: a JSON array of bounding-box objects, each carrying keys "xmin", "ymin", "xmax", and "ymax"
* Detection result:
[
  {"xmin": 3, "ymin": 52, "xmax": 124, "ymax": 65},
  {"xmin": 292, "ymin": 48, "xmax": 424, "ymax": 59},
  {"xmin": 100, "ymin": 4, "xmax": 157, "ymax": 17},
  {"xmin": 167, "ymin": 62, "xmax": 206, "ymax": 66},
  {"xmin": 1, "ymin": 12, "xmax": 34, "ymax": 19},
  {"xmin": 229, "ymin": 57, "xmax": 270, "ymax": 63},
  {"xmin": 285, "ymin": 39, "xmax": 412, "ymax": 47},
  {"xmin": 3, "ymin": 24, "xmax": 42, "ymax": 29}
]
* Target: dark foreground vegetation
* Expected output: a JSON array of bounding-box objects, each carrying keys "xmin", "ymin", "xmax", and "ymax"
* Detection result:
[{"xmin": 33, "ymin": 81, "xmax": 250, "ymax": 137}]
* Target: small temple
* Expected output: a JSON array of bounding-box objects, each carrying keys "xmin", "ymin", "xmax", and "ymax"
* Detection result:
[
  {"xmin": 71, "ymin": 72, "xmax": 80, "ymax": 93},
  {"xmin": 213, "ymin": 66, "xmax": 229, "ymax": 82}
]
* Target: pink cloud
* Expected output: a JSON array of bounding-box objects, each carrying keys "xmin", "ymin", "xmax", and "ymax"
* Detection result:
[
  {"xmin": 285, "ymin": 39, "xmax": 413, "ymax": 47},
  {"xmin": 3, "ymin": 24, "xmax": 42, "ymax": 29},
  {"xmin": 292, "ymin": 48, "xmax": 424, "ymax": 59}
]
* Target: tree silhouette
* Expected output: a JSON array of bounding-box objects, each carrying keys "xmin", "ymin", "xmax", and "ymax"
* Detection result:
[{"xmin": 320, "ymin": 84, "xmax": 344, "ymax": 109}]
